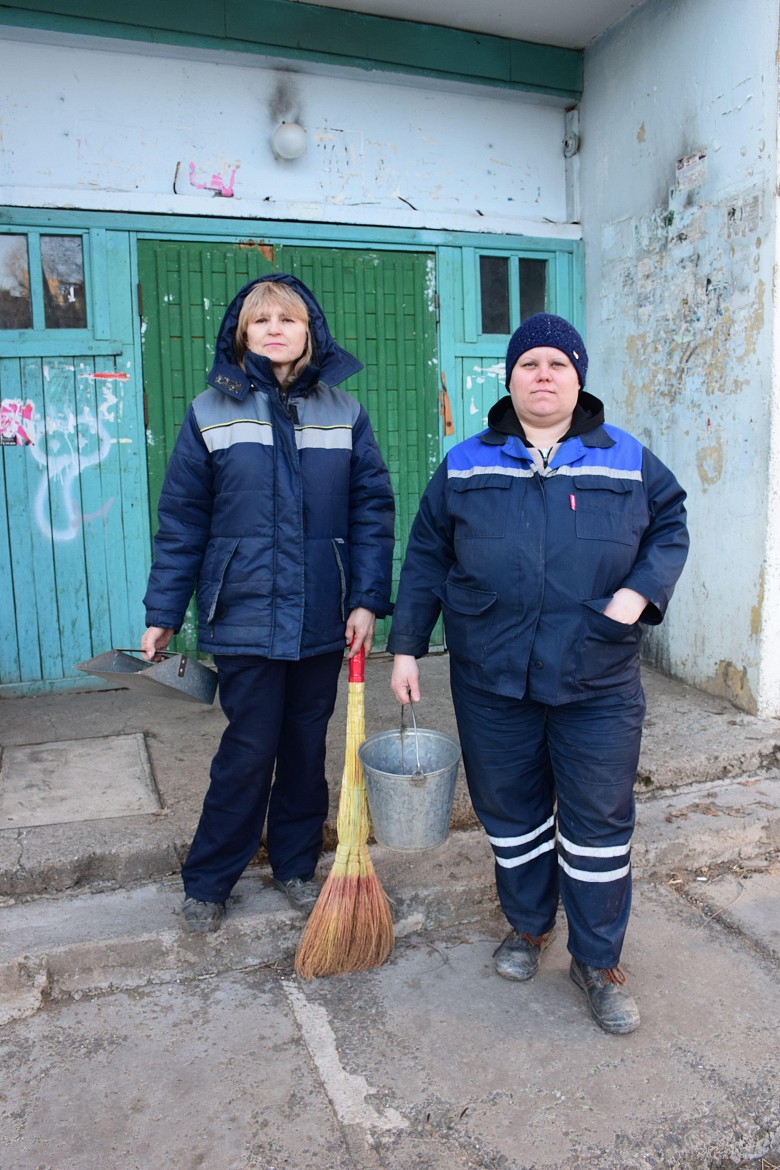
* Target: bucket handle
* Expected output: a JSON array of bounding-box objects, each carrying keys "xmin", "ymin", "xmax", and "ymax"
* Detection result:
[{"xmin": 401, "ymin": 700, "xmax": 427, "ymax": 786}]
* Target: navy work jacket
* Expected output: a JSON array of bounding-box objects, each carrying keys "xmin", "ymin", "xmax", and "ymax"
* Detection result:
[
  {"xmin": 144, "ymin": 275, "xmax": 395, "ymax": 659},
  {"xmin": 387, "ymin": 409, "xmax": 688, "ymax": 703}
]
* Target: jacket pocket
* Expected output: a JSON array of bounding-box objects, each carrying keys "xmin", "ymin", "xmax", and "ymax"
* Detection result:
[
  {"xmin": 202, "ymin": 537, "xmax": 241, "ymax": 624},
  {"xmin": 449, "ymin": 475, "xmax": 512, "ymax": 538},
  {"xmin": 576, "ymin": 596, "xmax": 641, "ymax": 688},
  {"xmin": 331, "ymin": 538, "xmax": 348, "ymax": 621},
  {"xmin": 432, "ymin": 579, "xmax": 498, "ymax": 667},
  {"xmin": 573, "ymin": 477, "xmax": 642, "ymax": 546}
]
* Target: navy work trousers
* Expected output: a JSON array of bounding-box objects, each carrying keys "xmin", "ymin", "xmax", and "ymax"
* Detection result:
[
  {"xmin": 182, "ymin": 650, "xmax": 344, "ymax": 903},
  {"xmin": 449, "ymin": 658, "xmax": 646, "ymax": 968}
]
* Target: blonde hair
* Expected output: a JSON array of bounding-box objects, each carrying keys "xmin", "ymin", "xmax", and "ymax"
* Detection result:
[{"xmin": 235, "ymin": 281, "xmax": 313, "ymax": 385}]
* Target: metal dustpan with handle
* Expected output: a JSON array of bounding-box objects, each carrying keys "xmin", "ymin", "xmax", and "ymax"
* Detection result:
[{"xmin": 75, "ymin": 649, "xmax": 218, "ymax": 705}]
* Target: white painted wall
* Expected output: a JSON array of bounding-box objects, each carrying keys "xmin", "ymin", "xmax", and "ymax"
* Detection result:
[
  {"xmin": 580, "ymin": 0, "xmax": 779, "ymax": 715},
  {"xmin": 0, "ymin": 32, "xmax": 575, "ymax": 239}
]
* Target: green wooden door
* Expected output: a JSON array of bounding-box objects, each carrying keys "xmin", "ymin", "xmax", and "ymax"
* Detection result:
[{"xmin": 138, "ymin": 241, "xmax": 440, "ymax": 653}]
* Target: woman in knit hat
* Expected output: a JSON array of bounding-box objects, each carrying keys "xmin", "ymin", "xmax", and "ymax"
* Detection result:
[{"xmin": 388, "ymin": 312, "xmax": 688, "ymax": 1035}]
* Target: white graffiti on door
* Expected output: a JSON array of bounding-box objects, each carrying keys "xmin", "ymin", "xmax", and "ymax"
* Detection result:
[{"xmin": 27, "ymin": 398, "xmax": 116, "ymax": 543}]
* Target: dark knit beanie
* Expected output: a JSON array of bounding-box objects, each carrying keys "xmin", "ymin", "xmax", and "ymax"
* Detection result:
[{"xmin": 504, "ymin": 313, "xmax": 588, "ymax": 388}]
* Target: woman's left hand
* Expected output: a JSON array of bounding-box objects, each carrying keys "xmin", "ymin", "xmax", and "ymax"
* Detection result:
[
  {"xmin": 345, "ymin": 607, "xmax": 376, "ymax": 657},
  {"xmin": 602, "ymin": 587, "xmax": 648, "ymax": 625}
]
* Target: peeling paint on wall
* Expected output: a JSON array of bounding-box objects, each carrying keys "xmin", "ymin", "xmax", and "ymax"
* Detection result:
[
  {"xmin": 710, "ymin": 659, "xmax": 756, "ymax": 714},
  {"xmin": 695, "ymin": 439, "xmax": 723, "ymax": 487},
  {"xmin": 750, "ymin": 563, "xmax": 764, "ymax": 637},
  {"xmin": 601, "ymin": 183, "xmax": 767, "ymax": 438}
]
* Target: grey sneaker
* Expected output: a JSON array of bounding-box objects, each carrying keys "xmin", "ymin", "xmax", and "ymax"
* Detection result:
[
  {"xmin": 494, "ymin": 928, "xmax": 555, "ymax": 982},
  {"xmin": 570, "ymin": 958, "xmax": 640, "ymax": 1035},
  {"xmin": 182, "ymin": 896, "xmax": 226, "ymax": 934},
  {"xmin": 273, "ymin": 877, "xmax": 320, "ymax": 913}
]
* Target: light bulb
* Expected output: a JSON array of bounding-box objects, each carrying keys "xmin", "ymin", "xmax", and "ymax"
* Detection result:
[{"xmin": 272, "ymin": 122, "xmax": 307, "ymax": 160}]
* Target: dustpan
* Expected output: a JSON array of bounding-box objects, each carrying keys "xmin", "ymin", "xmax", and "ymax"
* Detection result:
[{"xmin": 75, "ymin": 649, "xmax": 218, "ymax": 705}]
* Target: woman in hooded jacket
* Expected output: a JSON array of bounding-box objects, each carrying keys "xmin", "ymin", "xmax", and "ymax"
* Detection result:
[{"xmin": 141, "ymin": 274, "xmax": 395, "ymax": 932}]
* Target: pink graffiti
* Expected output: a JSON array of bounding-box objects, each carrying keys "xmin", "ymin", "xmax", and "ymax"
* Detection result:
[
  {"xmin": 188, "ymin": 161, "xmax": 237, "ymax": 197},
  {"xmin": 90, "ymin": 372, "xmax": 130, "ymax": 381},
  {"xmin": 0, "ymin": 399, "xmax": 35, "ymax": 445}
]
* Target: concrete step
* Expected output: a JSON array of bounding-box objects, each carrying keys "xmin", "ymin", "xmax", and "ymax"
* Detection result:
[{"xmin": 2, "ymin": 769, "xmax": 779, "ymax": 1024}]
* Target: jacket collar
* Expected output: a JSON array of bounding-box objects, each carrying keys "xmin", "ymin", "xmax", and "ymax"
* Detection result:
[{"xmin": 480, "ymin": 390, "xmax": 615, "ymax": 452}]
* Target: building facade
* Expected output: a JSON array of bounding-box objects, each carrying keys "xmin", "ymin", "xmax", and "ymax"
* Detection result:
[{"xmin": 0, "ymin": 0, "xmax": 778, "ymax": 717}]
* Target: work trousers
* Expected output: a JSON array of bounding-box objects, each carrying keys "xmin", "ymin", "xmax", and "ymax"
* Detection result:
[
  {"xmin": 182, "ymin": 650, "xmax": 344, "ymax": 903},
  {"xmin": 449, "ymin": 658, "xmax": 646, "ymax": 968}
]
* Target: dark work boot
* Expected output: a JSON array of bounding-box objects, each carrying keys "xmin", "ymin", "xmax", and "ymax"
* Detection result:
[
  {"xmin": 570, "ymin": 958, "xmax": 640, "ymax": 1034},
  {"xmin": 182, "ymin": 896, "xmax": 226, "ymax": 934},
  {"xmin": 272, "ymin": 877, "xmax": 321, "ymax": 913},
  {"xmin": 493, "ymin": 928, "xmax": 555, "ymax": 982}
]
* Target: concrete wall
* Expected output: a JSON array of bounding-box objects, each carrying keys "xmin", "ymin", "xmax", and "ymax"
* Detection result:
[
  {"xmin": 0, "ymin": 31, "xmax": 575, "ymax": 239},
  {"xmin": 580, "ymin": 0, "xmax": 780, "ymax": 715}
]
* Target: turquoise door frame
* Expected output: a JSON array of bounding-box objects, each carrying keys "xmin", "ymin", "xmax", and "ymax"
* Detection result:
[{"xmin": 0, "ymin": 208, "xmax": 583, "ymax": 694}]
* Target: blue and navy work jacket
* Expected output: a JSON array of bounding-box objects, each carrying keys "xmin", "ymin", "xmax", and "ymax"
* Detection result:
[
  {"xmin": 387, "ymin": 415, "xmax": 688, "ymax": 703},
  {"xmin": 144, "ymin": 275, "xmax": 395, "ymax": 660}
]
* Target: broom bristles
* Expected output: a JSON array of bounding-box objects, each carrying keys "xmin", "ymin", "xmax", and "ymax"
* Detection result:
[
  {"xmin": 294, "ymin": 673, "xmax": 395, "ymax": 980},
  {"xmin": 294, "ymin": 858, "xmax": 394, "ymax": 979}
]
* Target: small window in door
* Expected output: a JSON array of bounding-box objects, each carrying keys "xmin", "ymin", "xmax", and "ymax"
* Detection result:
[
  {"xmin": 0, "ymin": 231, "xmax": 88, "ymax": 331},
  {"xmin": 479, "ymin": 255, "xmax": 510, "ymax": 334},
  {"xmin": 41, "ymin": 236, "xmax": 87, "ymax": 329},
  {"xmin": 479, "ymin": 252, "xmax": 549, "ymax": 335},
  {"xmin": 0, "ymin": 235, "xmax": 33, "ymax": 329},
  {"xmin": 519, "ymin": 258, "xmax": 547, "ymax": 320}
]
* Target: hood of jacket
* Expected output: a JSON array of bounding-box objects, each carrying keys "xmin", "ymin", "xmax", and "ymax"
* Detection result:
[
  {"xmin": 485, "ymin": 389, "xmax": 606, "ymax": 444},
  {"xmin": 206, "ymin": 273, "xmax": 363, "ymax": 403}
]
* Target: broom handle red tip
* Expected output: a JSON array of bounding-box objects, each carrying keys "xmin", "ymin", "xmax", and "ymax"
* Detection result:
[{"xmin": 348, "ymin": 644, "xmax": 365, "ymax": 683}]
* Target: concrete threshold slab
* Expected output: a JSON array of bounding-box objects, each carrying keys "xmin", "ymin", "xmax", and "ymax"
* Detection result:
[{"xmin": 0, "ymin": 733, "xmax": 160, "ymax": 828}]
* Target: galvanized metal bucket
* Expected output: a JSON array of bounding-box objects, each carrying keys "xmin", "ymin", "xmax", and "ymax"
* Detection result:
[
  {"xmin": 75, "ymin": 649, "xmax": 218, "ymax": 705},
  {"xmin": 358, "ymin": 703, "xmax": 461, "ymax": 851}
]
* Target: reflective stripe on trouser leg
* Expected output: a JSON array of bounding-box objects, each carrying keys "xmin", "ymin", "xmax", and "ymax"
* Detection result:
[
  {"xmin": 449, "ymin": 659, "xmax": 559, "ymax": 937},
  {"xmin": 546, "ymin": 683, "xmax": 646, "ymax": 969}
]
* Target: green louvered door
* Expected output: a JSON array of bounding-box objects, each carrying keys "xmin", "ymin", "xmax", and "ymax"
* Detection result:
[{"xmin": 138, "ymin": 241, "xmax": 440, "ymax": 653}]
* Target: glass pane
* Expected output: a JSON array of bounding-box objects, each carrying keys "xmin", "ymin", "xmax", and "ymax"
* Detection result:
[
  {"xmin": 0, "ymin": 235, "xmax": 32, "ymax": 329},
  {"xmin": 479, "ymin": 255, "xmax": 510, "ymax": 334},
  {"xmin": 41, "ymin": 235, "xmax": 87, "ymax": 328},
  {"xmin": 519, "ymin": 258, "xmax": 547, "ymax": 320}
]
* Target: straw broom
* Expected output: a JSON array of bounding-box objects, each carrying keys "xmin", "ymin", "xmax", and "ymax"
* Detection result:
[{"xmin": 294, "ymin": 645, "xmax": 394, "ymax": 978}]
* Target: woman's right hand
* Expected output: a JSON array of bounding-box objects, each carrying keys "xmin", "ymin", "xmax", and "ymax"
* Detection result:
[
  {"xmin": 141, "ymin": 626, "xmax": 174, "ymax": 662},
  {"xmin": 391, "ymin": 654, "xmax": 421, "ymax": 704}
]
